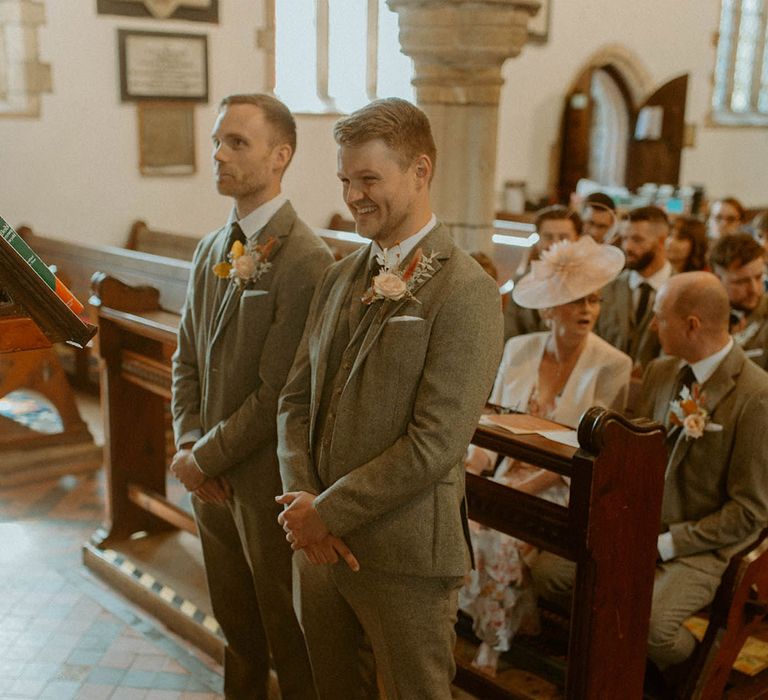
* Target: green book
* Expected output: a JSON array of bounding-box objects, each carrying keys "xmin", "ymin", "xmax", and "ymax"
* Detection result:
[
  {"xmin": 0, "ymin": 215, "xmax": 84, "ymax": 314},
  {"xmin": 0, "ymin": 215, "xmax": 57, "ymax": 290}
]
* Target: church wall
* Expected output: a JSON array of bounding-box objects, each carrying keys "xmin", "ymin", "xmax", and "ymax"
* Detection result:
[
  {"xmin": 496, "ymin": 0, "xmax": 767, "ymax": 208},
  {"xmin": 0, "ymin": 1, "xmax": 765, "ymax": 249},
  {"xmin": 0, "ymin": 1, "xmax": 270, "ymax": 245}
]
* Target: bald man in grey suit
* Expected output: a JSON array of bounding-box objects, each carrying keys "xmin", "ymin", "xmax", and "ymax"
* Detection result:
[
  {"xmin": 171, "ymin": 94, "xmax": 332, "ymax": 699},
  {"xmin": 534, "ymin": 272, "xmax": 768, "ymax": 680},
  {"xmin": 276, "ymin": 98, "xmax": 504, "ymax": 699}
]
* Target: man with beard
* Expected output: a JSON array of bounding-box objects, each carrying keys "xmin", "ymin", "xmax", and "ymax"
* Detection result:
[
  {"xmin": 710, "ymin": 233, "xmax": 768, "ymax": 370},
  {"xmin": 595, "ymin": 206, "xmax": 672, "ymax": 374}
]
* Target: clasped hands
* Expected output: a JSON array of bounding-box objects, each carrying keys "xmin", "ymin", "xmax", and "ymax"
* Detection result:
[
  {"xmin": 276, "ymin": 491, "xmax": 359, "ymax": 572},
  {"xmin": 170, "ymin": 447, "xmax": 232, "ymax": 505}
]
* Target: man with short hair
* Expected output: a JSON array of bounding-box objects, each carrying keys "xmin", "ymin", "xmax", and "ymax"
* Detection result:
[
  {"xmin": 276, "ymin": 98, "xmax": 503, "ymax": 699},
  {"xmin": 595, "ymin": 205, "xmax": 672, "ymax": 373},
  {"xmin": 534, "ymin": 271, "xmax": 768, "ymax": 681},
  {"xmin": 503, "ymin": 205, "xmax": 581, "ymax": 340},
  {"xmin": 710, "ymin": 232, "xmax": 768, "ymax": 370},
  {"xmin": 170, "ymin": 93, "xmax": 332, "ymax": 699},
  {"xmin": 581, "ymin": 191, "xmax": 616, "ymax": 243}
]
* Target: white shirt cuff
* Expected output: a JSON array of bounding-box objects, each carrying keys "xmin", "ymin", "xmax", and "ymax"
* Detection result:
[
  {"xmin": 177, "ymin": 430, "xmax": 202, "ymax": 450},
  {"xmin": 657, "ymin": 532, "xmax": 676, "ymax": 562}
]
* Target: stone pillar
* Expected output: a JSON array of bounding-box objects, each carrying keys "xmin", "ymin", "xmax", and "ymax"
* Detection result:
[{"xmin": 387, "ymin": 0, "xmax": 539, "ymax": 251}]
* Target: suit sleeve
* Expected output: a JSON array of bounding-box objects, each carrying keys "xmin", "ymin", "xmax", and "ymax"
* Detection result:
[
  {"xmin": 276, "ymin": 271, "xmax": 333, "ymax": 494},
  {"xmin": 313, "ymin": 273, "xmax": 504, "ymax": 537},
  {"xmin": 170, "ymin": 241, "xmax": 207, "ymax": 446},
  {"xmin": 191, "ymin": 246, "xmax": 333, "ymax": 477},
  {"xmin": 668, "ymin": 389, "xmax": 768, "ymax": 557}
]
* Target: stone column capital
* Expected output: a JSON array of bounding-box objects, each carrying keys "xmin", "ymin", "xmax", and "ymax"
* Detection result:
[{"xmin": 387, "ymin": 0, "xmax": 540, "ymax": 105}]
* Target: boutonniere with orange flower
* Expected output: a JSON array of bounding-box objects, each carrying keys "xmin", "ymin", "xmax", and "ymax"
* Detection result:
[
  {"xmin": 212, "ymin": 237, "xmax": 277, "ymax": 290},
  {"xmin": 361, "ymin": 245, "xmax": 438, "ymax": 305},
  {"xmin": 668, "ymin": 384, "xmax": 723, "ymax": 440}
]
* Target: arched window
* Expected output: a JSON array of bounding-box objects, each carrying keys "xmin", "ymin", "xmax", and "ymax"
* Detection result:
[
  {"xmin": 712, "ymin": 0, "xmax": 768, "ymax": 126},
  {"xmin": 270, "ymin": 0, "xmax": 414, "ymax": 114},
  {"xmin": 0, "ymin": 1, "xmax": 51, "ymax": 117}
]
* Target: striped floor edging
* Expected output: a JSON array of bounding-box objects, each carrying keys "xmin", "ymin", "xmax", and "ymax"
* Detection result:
[{"xmin": 102, "ymin": 547, "xmax": 223, "ymax": 637}]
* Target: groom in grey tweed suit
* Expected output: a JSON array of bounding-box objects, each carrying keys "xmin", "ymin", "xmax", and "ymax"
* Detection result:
[{"xmin": 277, "ymin": 98, "xmax": 504, "ymax": 699}]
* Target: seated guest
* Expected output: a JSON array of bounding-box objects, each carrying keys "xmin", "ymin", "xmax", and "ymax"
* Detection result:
[
  {"xmin": 470, "ymin": 250, "xmax": 499, "ymax": 282},
  {"xmin": 707, "ymin": 196, "xmax": 745, "ymax": 241},
  {"xmin": 503, "ymin": 206, "xmax": 582, "ymax": 340},
  {"xmin": 666, "ymin": 216, "xmax": 708, "ymax": 273},
  {"xmin": 462, "ymin": 236, "xmax": 631, "ymax": 676},
  {"xmin": 533, "ymin": 272, "xmax": 768, "ymax": 687},
  {"xmin": 752, "ymin": 210, "xmax": 768, "ymax": 260},
  {"xmin": 595, "ymin": 206, "xmax": 672, "ymax": 375},
  {"xmin": 710, "ymin": 233, "xmax": 768, "ymax": 369},
  {"xmin": 581, "ymin": 192, "xmax": 617, "ymax": 244}
]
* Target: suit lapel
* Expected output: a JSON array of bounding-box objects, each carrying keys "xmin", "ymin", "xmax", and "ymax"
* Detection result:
[
  {"xmin": 667, "ymin": 346, "xmax": 742, "ymax": 475},
  {"xmin": 210, "ymin": 202, "xmax": 295, "ymax": 348},
  {"xmin": 308, "ymin": 248, "xmax": 369, "ymax": 446},
  {"xmin": 347, "ymin": 225, "xmax": 453, "ymax": 379}
]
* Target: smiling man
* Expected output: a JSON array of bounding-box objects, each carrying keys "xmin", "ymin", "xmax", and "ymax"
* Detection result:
[
  {"xmin": 276, "ymin": 98, "xmax": 504, "ymax": 698},
  {"xmin": 170, "ymin": 93, "xmax": 332, "ymax": 699}
]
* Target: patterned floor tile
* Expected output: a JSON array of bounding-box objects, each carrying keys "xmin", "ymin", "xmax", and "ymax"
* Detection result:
[{"xmin": 0, "ymin": 453, "xmax": 223, "ymax": 700}]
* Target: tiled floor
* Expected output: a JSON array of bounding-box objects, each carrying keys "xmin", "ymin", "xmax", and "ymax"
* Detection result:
[
  {"xmin": 0, "ymin": 393, "xmax": 486, "ymax": 700},
  {"xmin": 0, "ymin": 394, "xmax": 224, "ymax": 700}
]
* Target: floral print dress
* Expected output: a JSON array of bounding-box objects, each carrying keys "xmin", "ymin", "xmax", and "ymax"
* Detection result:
[{"xmin": 459, "ymin": 385, "xmax": 569, "ymax": 655}]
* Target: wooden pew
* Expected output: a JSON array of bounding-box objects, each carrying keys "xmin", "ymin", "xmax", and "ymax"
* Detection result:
[
  {"xmin": 125, "ymin": 219, "xmax": 199, "ymax": 261},
  {"xmin": 26, "ymin": 233, "xmax": 191, "ymax": 391},
  {"xmin": 679, "ymin": 529, "xmax": 768, "ymax": 700},
  {"xmin": 455, "ymin": 408, "xmax": 667, "ymax": 699}
]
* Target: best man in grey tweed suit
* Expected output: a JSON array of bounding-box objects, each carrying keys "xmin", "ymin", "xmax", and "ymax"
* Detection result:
[
  {"xmin": 170, "ymin": 94, "xmax": 332, "ymax": 699},
  {"xmin": 276, "ymin": 98, "xmax": 504, "ymax": 699}
]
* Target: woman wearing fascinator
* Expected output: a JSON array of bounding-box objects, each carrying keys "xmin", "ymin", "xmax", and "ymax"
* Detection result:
[{"xmin": 460, "ymin": 235, "xmax": 633, "ymax": 676}]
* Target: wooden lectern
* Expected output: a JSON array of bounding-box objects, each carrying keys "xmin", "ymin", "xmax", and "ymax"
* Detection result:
[{"xmin": 0, "ymin": 233, "xmax": 101, "ymax": 485}]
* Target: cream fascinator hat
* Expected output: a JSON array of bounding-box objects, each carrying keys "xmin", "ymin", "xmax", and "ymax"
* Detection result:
[{"xmin": 512, "ymin": 236, "xmax": 625, "ymax": 309}]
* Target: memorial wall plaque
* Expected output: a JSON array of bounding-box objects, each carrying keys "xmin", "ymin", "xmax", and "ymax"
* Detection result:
[{"xmin": 118, "ymin": 30, "xmax": 208, "ymax": 102}]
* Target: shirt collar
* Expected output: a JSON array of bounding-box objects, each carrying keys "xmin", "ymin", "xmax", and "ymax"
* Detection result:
[
  {"xmin": 369, "ymin": 214, "xmax": 437, "ymax": 264},
  {"xmin": 628, "ymin": 260, "xmax": 673, "ymax": 291},
  {"xmin": 686, "ymin": 337, "xmax": 734, "ymax": 385},
  {"xmin": 227, "ymin": 194, "xmax": 288, "ymax": 242}
]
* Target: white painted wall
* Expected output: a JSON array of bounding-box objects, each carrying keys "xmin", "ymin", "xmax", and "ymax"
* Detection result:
[
  {"xmin": 497, "ymin": 0, "xmax": 767, "ymax": 207},
  {"xmin": 0, "ymin": 1, "xmax": 765, "ymax": 248},
  {"xmin": 0, "ymin": 0, "xmax": 271, "ymax": 245}
]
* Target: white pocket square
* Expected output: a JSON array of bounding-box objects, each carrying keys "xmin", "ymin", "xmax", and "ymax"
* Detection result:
[
  {"xmin": 242, "ymin": 289, "xmax": 269, "ymax": 298},
  {"xmin": 388, "ymin": 315, "xmax": 423, "ymax": 323}
]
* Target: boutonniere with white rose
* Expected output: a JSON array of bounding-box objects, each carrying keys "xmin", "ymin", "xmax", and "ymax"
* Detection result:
[
  {"xmin": 212, "ymin": 237, "xmax": 277, "ymax": 290},
  {"xmin": 361, "ymin": 245, "xmax": 438, "ymax": 305},
  {"xmin": 668, "ymin": 384, "xmax": 723, "ymax": 440}
]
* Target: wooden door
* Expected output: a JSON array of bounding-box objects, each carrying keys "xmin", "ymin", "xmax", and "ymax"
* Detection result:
[
  {"xmin": 625, "ymin": 74, "xmax": 689, "ymax": 190},
  {"xmin": 557, "ymin": 69, "xmax": 594, "ymax": 202}
]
